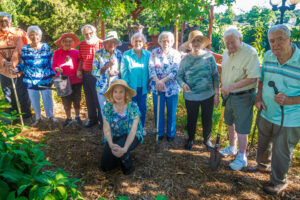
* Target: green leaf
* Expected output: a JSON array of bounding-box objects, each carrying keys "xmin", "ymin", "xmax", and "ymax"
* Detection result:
[
  {"xmin": 1, "ymin": 168, "xmax": 23, "ymax": 182},
  {"xmin": 116, "ymin": 196, "xmax": 129, "ymax": 200},
  {"xmin": 57, "ymin": 186, "xmax": 67, "ymax": 199},
  {"xmin": 155, "ymin": 195, "xmax": 168, "ymax": 200},
  {"xmin": 15, "ymin": 197, "xmax": 28, "ymax": 200},
  {"xmin": 98, "ymin": 198, "xmax": 106, "ymax": 200},
  {"xmin": 7, "ymin": 191, "xmax": 16, "ymax": 200},
  {"xmin": 34, "ymin": 175, "xmax": 51, "ymax": 185},
  {"xmin": 38, "ymin": 186, "xmax": 53, "ymax": 199},
  {"xmin": 0, "ymin": 180, "xmax": 10, "ymax": 199},
  {"xmin": 17, "ymin": 184, "xmax": 31, "ymax": 196},
  {"xmin": 44, "ymin": 193, "xmax": 56, "ymax": 200},
  {"xmin": 31, "ymin": 165, "xmax": 43, "ymax": 176}
]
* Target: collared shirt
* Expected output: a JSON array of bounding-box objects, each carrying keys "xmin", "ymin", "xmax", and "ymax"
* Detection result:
[
  {"xmin": 121, "ymin": 48, "xmax": 151, "ymax": 95},
  {"xmin": 92, "ymin": 48, "xmax": 122, "ymax": 94},
  {"xmin": 78, "ymin": 40, "xmax": 103, "ymax": 71},
  {"xmin": 177, "ymin": 52, "xmax": 219, "ymax": 101},
  {"xmin": 0, "ymin": 27, "xmax": 28, "ymax": 78},
  {"xmin": 221, "ymin": 42, "xmax": 260, "ymax": 93},
  {"xmin": 260, "ymin": 45, "xmax": 300, "ymax": 127},
  {"xmin": 16, "ymin": 43, "xmax": 55, "ymax": 89},
  {"xmin": 149, "ymin": 47, "xmax": 181, "ymax": 97}
]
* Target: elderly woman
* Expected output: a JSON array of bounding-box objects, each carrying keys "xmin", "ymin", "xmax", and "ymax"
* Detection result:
[
  {"xmin": 13, "ymin": 25, "xmax": 56, "ymax": 125},
  {"xmin": 52, "ymin": 33, "xmax": 82, "ymax": 127},
  {"xmin": 121, "ymin": 32, "xmax": 151, "ymax": 135},
  {"xmin": 177, "ymin": 30, "xmax": 219, "ymax": 150},
  {"xmin": 100, "ymin": 79, "xmax": 143, "ymax": 175},
  {"xmin": 92, "ymin": 31, "xmax": 123, "ymax": 119},
  {"xmin": 149, "ymin": 31, "xmax": 181, "ymax": 142}
]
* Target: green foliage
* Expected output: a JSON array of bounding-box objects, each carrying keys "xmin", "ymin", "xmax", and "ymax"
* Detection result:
[
  {"xmin": 0, "ymin": 100, "xmax": 83, "ymax": 199},
  {"xmin": 291, "ymin": 18, "xmax": 300, "ymax": 42}
]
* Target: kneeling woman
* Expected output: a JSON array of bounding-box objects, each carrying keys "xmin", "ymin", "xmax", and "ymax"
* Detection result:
[{"xmin": 100, "ymin": 79, "xmax": 143, "ymax": 175}]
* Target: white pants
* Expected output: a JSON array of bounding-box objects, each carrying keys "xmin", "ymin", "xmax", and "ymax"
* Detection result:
[
  {"xmin": 97, "ymin": 93, "xmax": 106, "ymax": 118},
  {"xmin": 27, "ymin": 89, "xmax": 54, "ymax": 120}
]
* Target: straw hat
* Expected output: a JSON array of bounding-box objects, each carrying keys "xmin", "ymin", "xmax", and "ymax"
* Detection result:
[
  {"xmin": 103, "ymin": 31, "xmax": 121, "ymax": 45},
  {"xmin": 183, "ymin": 30, "xmax": 211, "ymax": 50},
  {"xmin": 55, "ymin": 33, "xmax": 80, "ymax": 49},
  {"xmin": 103, "ymin": 79, "xmax": 136, "ymax": 101}
]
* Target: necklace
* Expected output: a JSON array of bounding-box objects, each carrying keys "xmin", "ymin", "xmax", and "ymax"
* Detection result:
[{"xmin": 114, "ymin": 104, "xmax": 127, "ymax": 115}]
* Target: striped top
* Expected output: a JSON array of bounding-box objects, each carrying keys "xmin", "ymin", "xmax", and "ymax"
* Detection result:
[
  {"xmin": 177, "ymin": 52, "xmax": 219, "ymax": 101},
  {"xmin": 16, "ymin": 43, "xmax": 55, "ymax": 89},
  {"xmin": 78, "ymin": 40, "xmax": 103, "ymax": 71},
  {"xmin": 260, "ymin": 45, "xmax": 300, "ymax": 127}
]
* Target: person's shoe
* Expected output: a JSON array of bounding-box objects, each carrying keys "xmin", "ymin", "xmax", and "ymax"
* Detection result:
[
  {"xmin": 158, "ymin": 136, "xmax": 164, "ymax": 141},
  {"xmin": 49, "ymin": 117, "xmax": 57, "ymax": 123},
  {"xmin": 229, "ymin": 153, "xmax": 247, "ymax": 171},
  {"xmin": 219, "ymin": 146, "xmax": 238, "ymax": 157},
  {"xmin": 74, "ymin": 116, "xmax": 82, "ymax": 125},
  {"xmin": 99, "ymin": 123, "xmax": 103, "ymax": 130},
  {"xmin": 247, "ymin": 164, "xmax": 271, "ymax": 173},
  {"xmin": 167, "ymin": 136, "xmax": 174, "ymax": 142},
  {"xmin": 143, "ymin": 130, "xmax": 147, "ymax": 136},
  {"xmin": 263, "ymin": 183, "xmax": 288, "ymax": 195},
  {"xmin": 84, "ymin": 120, "xmax": 97, "ymax": 128},
  {"xmin": 204, "ymin": 139, "xmax": 214, "ymax": 151},
  {"xmin": 32, "ymin": 118, "xmax": 41, "ymax": 127},
  {"xmin": 184, "ymin": 140, "xmax": 193, "ymax": 150},
  {"xmin": 63, "ymin": 117, "xmax": 73, "ymax": 127}
]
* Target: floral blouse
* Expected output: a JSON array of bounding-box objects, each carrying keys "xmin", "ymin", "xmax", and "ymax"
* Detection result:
[
  {"xmin": 92, "ymin": 48, "xmax": 122, "ymax": 95},
  {"xmin": 149, "ymin": 47, "xmax": 181, "ymax": 97},
  {"xmin": 103, "ymin": 101, "xmax": 143, "ymax": 143}
]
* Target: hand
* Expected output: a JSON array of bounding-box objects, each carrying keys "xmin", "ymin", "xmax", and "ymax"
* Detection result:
[
  {"xmin": 156, "ymin": 79, "xmax": 165, "ymax": 91},
  {"xmin": 183, "ymin": 84, "xmax": 191, "ymax": 92},
  {"xmin": 55, "ymin": 67, "xmax": 63, "ymax": 73},
  {"xmin": 274, "ymin": 92, "xmax": 288, "ymax": 106},
  {"xmin": 110, "ymin": 70, "xmax": 119, "ymax": 76},
  {"xmin": 76, "ymin": 70, "xmax": 83, "ymax": 79},
  {"xmin": 255, "ymin": 99, "xmax": 266, "ymax": 110},
  {"xmin": 214, "ymin": 94, "xmax": 220, "ymax": 107},
  {"xmin": 221, "ymin": 85, "xmax": 234, "ymax": 95},
  {"xmin": 111, "ymin": 143, "xmax": 127, "ymax": 158},
  {"xmin": 4, "ymin": 61, "xmax": 12, "ymax": 68},
  {"xmin": 8, "ymin": 67, "xmax": 18, "ymax": 74}
]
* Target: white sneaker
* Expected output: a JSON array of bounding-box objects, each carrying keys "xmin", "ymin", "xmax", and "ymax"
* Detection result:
[
  {"xmin": 219, "ymin": 146, "xmax": 238, "ymax": 157},
  {"xmin": 229, "ymin": 153, "xmax": 247, "ymax": 171},
  {"xmin": 143, "ymin": 130, "xmax": 147, "ymax": 136}
]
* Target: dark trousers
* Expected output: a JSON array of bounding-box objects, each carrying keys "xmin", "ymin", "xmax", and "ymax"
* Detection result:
[
  {"xmin": 82, "ymin": 73, "xmax": 102, "ymax": 124},
  {"xmin": 100, "ymin": 135, "xmax": 140, "ymax": 173},
  {"xmin": 61, "ymin": 83, "xmax": 82, "ymax": 112},
  {"xmin": 131, "ymin": 87, "xmax": 147, "ymax": 127},
  {"xmin": 0, "ymin": 74, "xmax": 31, "ymax": 118},
  {"xmin": 185, "ymin": 95, "xmax": 214, "ymax": 141}
]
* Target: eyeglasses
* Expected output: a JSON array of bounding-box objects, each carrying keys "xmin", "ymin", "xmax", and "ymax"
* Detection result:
[{"xmin": 269, "ymin": 37, "xmax": 289, "ymax": 44}]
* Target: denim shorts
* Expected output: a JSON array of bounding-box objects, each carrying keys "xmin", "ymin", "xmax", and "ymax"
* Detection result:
[{"xmin": 224, "ymin": 91, "xmax": 256, "ymax": 134}]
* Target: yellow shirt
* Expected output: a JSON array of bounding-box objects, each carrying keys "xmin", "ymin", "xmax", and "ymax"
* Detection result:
[
  {"xmin": 221, "ymin": 42, "xmax": 260, "ymax": 93},
  {"xmin": 0, "ymin": 27, "xmax": 28, "ymax": 78}
]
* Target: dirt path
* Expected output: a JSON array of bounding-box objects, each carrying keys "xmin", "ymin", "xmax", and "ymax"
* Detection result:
[{"xmin": 21, "ymin": 100, "xmax": 300, "ymax": 200}]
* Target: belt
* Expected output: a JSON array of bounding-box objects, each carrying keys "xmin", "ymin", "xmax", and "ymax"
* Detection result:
[
  {"xmin": 230, "ymin": 88, "xmax": 255, "ymax": 96},
  {"xmin": 82, "ymin": 70, "xmax": 92, "ymax": 75}
]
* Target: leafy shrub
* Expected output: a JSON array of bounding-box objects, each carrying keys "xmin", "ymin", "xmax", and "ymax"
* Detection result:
[{"xmin": 0, "ymin": 100, "xmax": 83, "ymax": 200}]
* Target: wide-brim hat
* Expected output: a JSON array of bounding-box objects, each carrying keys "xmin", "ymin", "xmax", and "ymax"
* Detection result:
[
  {"xmin": 103, "ymin": 31, "xmax": 121, "ymax": 45},
  {"xmin": 55, "ymin": 33, "xmax": 80, "ymax": 49},
  {"xmin": 103, "ymin": 79, "xmax": 136, "ymax": 101},
  {"xmin": 183, "ymin": 30, "xmax": 211, "ymax": 50}
]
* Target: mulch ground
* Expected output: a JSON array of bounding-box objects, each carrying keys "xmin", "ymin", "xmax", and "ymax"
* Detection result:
[{"xmin": 21, "ymin": 100, "xmax": 300, "ymax": 200}]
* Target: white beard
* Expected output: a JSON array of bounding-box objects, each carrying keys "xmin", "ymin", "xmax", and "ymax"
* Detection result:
[{"xmin": 86, "ymin": 36, "xmax": 100, "ymax": 45}]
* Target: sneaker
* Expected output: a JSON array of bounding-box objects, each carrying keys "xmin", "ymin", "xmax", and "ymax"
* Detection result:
[
  {"xmin": 263, "ymin": 183, "xmax": 288, "ymax": 195},
  {"xmin": 63, "ymin": 117, "xmax": 73, "ymax": 127},
  {"xmin": 143, "ymin": 130, "xmax": 147, "ymax": 136},
  {"xmin": 74, "ymin": 116, "xmax": 82, "ymax": 125},
  {"xmin": 229, "ymin": 153, "xmax": 247, "ymax": 171},
  {"xmin": 184, "ymin": 140, "xmax": 193, "ymax": 150},
  {"xmin": 32, "ymin": 118, "xmax": 41, "ymax": 127},
  {"xmin": 49, "ymin": 117, "xmax": 57, "ymax": 122},
  {"xmin": 219, "ymin": 146, "xmax": 238, "ymax": 157}
]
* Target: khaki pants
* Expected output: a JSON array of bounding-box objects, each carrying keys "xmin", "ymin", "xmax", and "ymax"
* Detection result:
[{"xmin": 256, "ymin": 116, "xmax": 300, "ymax": 185}]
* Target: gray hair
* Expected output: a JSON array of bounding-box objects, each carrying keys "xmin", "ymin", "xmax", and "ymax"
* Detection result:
[
  {"xmin": 131, "ymin": 32, "xmax": 147, "ymax": 44},
  {"xmin": 81, "ymin": 24, "xmax": 96, "ymax": 35},
  {"xmin": 0, "ymin": 12, "xmax": 12, "ymax": 22},
  {"xmin": 158, "ymin": 31, "xmax": 175, "ymax": 46},
  {"xmin": 224, "ymin": 27, "xmax": 242, "ymax": 39},
  {"xmin": 268, "ymin": 24, "xmax": 291, "ymax": 38},
  {"xmin": 27, "ymin": 26, "xmax": 42, "ymax": 37}
]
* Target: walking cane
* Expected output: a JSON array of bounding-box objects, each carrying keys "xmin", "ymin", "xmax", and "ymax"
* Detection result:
[
  {"xmin": 155, "ymin": 91, "xmax": 160, "ymax": 153},
  {"xmin": 0, "ymin": 47, "xmax": 24, "ymax": 126},
  {"xmin": 246, "ymin": 109, "xmax": 261, "ymax": 157}
]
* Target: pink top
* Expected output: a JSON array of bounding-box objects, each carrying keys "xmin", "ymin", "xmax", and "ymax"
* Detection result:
[{"xmin": 52, "ymin": 49, "xmax": 82, "ymax": 84}]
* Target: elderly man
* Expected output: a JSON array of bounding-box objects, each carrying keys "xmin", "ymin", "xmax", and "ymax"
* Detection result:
[
  {"xmin": 0, "ymin": 12, "xmax": 31, "ymax": 120},
  {"xmin": 92, "ymin": 31, "xmax": 122, "ymax": 117},
  {"xmin": 219, "ymin": 27, "xmax": 260, "ymax": 171},
  {"xmin": 77, "ymin": 24, "xmax": 103, "ymax": 128},
  {"xmin": 255, "ymin": 24, "xmax": 300, "ymax": 195}
]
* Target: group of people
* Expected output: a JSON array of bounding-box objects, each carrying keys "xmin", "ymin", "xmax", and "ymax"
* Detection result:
[{"xmin": 1, "ymin": 11, "xmax": 299, "ymax": 195}]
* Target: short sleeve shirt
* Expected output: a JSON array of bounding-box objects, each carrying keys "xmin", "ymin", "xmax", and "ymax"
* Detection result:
[{"xmin": 78, "ymin": 40, "xmax": 103, "ymax": 71}]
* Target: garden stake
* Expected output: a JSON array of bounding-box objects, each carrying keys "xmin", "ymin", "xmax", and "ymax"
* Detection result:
[
  {"xmin": 209, "ymin": 102, "xmax": 225, "ymax": 171},
  {"xmin": 246, "ymin": 109, "xmax": 261, "ymax": 157},
  {"xmin": 155, "ymin": 91, "xmax": 160, "ymax": 153},
  {"xmin": 0, "ymin": 47, "xmax": 24, "ymax": 126}
]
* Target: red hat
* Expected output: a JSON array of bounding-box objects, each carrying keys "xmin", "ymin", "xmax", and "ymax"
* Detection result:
[{"xmin": 55, "ymin": 33, "xmax": 80, "ymax": 49}]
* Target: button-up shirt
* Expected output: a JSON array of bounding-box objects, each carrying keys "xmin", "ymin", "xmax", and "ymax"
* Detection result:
[
  {"xmin": 92, "ymin": 48, "xmax": 122, "ymax": 95},
  {"xmin": 221, "ymin": 42, "xmax": 260, "ymax": 93},
  {"xmin": 149, "ymin": 47, "xmax": 181, "ymax": 97},
  {"xmin": 78, "ymin": 40, "xmax": 103, "ymax": 71}
]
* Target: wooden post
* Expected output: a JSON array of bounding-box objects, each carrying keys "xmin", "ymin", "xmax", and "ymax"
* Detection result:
[
  {"xmin": 207, "ymin": 5, "xmax": 214, "ymax": 50},
  {"xmin": 101, "ymin": 20, "xmax": 105, "ymax": 40},
  {"xmin": 180, "ymin": 21, "xmax": 185, "ymax": 45},
  {"xmin": 174, "ymin": 19, "xmax": 178, "ymax": 50}
]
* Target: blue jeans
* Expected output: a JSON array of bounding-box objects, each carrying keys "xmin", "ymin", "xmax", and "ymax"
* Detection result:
[
  {"xmin": 132, "ymin": 87, "xmax": 147, "ymax": 127},
  {"xmin": 153, "ymin": 92, "xmax": 178, "ymax": 138}
]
